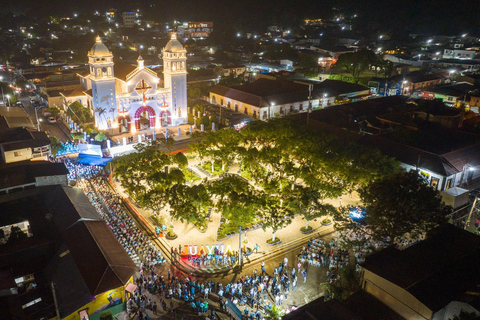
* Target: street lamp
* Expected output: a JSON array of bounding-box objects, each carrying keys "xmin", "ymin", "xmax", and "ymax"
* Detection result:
[
  {"xmin": 269, "ymin": 102, "xmax": 274, "ymax": 120},
  {"xmin": 35, "ymin": 106, "xmax": 43, "ymax": 131},
  {"xmin": 402, "ymin": 80, "xmax": 408, "ymax": 95}
]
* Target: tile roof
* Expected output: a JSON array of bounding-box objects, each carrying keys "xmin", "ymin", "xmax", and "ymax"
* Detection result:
[
  {"xmin": 113, "ymin": 60, "xmax": 138, "ymax": 81},
  {"xmin": 361, "ymin": 224, "xmax": 480, "ymax": 311}
]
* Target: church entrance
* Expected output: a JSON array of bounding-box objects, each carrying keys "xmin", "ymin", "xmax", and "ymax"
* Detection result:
[
  {"xmin": 118, "ymin": 115, "xmax": 132, "ymax": 133},
  {"xmin": 160, "ymin": 110, "xmax": 172, "ymax": 127},
  {"xmin": 134, "ymin": 106, "xmax": 156, "ymax": 130}
]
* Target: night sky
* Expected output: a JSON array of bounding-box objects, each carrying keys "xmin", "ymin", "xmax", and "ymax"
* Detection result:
[{"xmin": 4, "ymin": 0, "xmax": 480, "ymax": 35}]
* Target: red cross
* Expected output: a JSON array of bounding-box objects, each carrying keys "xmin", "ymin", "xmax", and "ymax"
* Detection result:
[
  {"xmin": 119, "ymin": 106, "xmax": 128, "ymax": 117},
  {"xmin": 135, "ymin": 79, "xmax": 152, "ymax": 106}
]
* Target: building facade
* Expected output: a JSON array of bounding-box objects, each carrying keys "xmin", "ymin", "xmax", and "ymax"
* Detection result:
[{"xmin": 67, "ymin": 34, "xmax": 187, "ymax": 132}]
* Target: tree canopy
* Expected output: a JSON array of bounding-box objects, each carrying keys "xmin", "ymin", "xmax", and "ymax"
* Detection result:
[
  {"xmin": 334, "ymin": 171, "xmax": 451, "ymax": 245},
  {"xmin": 113, "ymin": 118, "xmax": 401, "ymax": 236}
]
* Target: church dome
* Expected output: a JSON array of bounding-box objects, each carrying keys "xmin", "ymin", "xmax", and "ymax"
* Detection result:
[
  {"xmin": 89, "ymin": 36, "xmax": 111, "ymax": 56},
  {"xmin": 164, "ymin": 33, "xmax": 184, "ymax": 52}
]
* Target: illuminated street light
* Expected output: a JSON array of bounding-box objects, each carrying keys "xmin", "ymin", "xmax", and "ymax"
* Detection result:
[{"xmin": 237, "ymin": 33, "xmax": 241, "ymax": 37}]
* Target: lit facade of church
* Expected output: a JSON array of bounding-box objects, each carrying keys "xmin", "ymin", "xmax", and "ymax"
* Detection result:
[{"xmin": 66, "ymin": 34, "xmax": 187, "ymax": 132}]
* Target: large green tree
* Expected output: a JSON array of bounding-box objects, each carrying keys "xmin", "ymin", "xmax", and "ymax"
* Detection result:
[{"xmin": 334, "ymin": 171, "xmax": 451, "ymax": 245}]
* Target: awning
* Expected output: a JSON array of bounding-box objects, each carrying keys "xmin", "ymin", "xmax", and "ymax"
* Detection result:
[{"xmin": 125, "ymin": 283, "xmax": 137, "ymax": 293}]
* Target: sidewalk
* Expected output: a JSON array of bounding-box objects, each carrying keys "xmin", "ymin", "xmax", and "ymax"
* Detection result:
[{"xmin": 113, "ymin": 172, "xmax": 361, "ymax": 269}]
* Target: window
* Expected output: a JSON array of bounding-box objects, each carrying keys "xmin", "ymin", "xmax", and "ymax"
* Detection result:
[
  {"xmin": 299, "ymin": 104, "xmax": 303, "ymax": 111},
  {"xmin": 14, "ymin": 151, "xmax": 22, "ymax": 157},
  {"xmin": 290, "ymin": 105, "xmax": 294, "ymax": 112},
  {"xmin": 280, "ymin": 107, "xmax": 283, "ymax": 114},
  {"xmin": 244, "ymin": 107, "xmax": 248, "ymax": 114},
  {"xmin": 263, "ymin": 111, "xmax": 267, "ymax": 119}
]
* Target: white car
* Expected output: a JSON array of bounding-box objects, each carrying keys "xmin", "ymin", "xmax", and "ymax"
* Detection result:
[{"xmin": 47, "ymin": 116, "xmax": 56, "ymax": 124}]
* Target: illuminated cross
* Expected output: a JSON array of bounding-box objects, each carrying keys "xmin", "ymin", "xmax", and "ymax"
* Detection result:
[
  {"xmin": 118, "ymin": 106, "xmax": 128, "ymax": 117},
  {"xmin": 135, "ymin": 79, "xmax": 152, "ymax": 106}
]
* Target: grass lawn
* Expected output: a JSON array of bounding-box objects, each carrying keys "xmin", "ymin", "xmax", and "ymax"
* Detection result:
[
  {"xmin": 182, "ymin": 168, "xmax": 201, "ymax": 182},
  {"xmin": 217, "ymin": 218, "xmax": 262, "ymax": 239},
  {"xmin": 201, "ymin": 160, "xmax": 226, "ymax": 176}
]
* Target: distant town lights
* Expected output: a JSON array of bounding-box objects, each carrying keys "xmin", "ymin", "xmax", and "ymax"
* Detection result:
[
  {"xmin": 73, "ymin": 13, "xmax": 78, "ymax": 17},
  {"xmin": 427, "ymin": 39, "xmax": 432, "ymax": 43}
]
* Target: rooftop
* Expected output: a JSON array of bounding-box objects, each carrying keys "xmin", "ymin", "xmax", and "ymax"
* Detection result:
[
  {"xmin": 0, "ymin": 127, "xmax": 51, "ymax": 152},
  {"xmin": 0, "ymin": 161, "xmax": 68, "ymax": 189},
  {"xmin": 0, "ymin": 185, "xmax": 136, "ymax": 318},
  {"xmin": 361, "ymin": 224, "xmax": 480, "ymax": 311}
]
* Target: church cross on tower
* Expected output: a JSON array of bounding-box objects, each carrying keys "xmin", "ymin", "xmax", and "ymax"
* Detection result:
[{"xmin": 135, "ymin": 79, "xmax": 152, "ymax": 106}]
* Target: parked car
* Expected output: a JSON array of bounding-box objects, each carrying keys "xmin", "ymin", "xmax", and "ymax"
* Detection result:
[{"xmin": 47, "ymin": 116, "xmax": 56, "ymax": 124}]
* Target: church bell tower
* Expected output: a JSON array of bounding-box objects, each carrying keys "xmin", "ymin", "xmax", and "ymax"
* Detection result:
[
  {"xmin": 162, "ymin": 33, "xmax": 187, "ymax": 124},
  {"xmin": 88, "ymin": 36, "xmax": 117, "ymax": 130}
]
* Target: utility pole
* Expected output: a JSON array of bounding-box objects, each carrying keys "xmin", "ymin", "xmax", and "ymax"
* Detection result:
[
  {"xmin": 51, "ymin": 282, "xmax": 61, "ymax": 320},
  {"xmin": 238, "ymin": 227, "xmax": 242, "ymax": 267},
  {"xmin": 306, "ymin": 84, "xmax": 313, "ymax": 128}
]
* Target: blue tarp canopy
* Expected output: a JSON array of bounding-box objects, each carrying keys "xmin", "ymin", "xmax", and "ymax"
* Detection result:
[{"xmin": 76, "ymin": 154, "xmax": 112, "ymax": 167}]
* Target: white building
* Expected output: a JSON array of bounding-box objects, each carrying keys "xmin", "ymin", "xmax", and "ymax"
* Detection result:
[
  {"xmin": 65, "ymin": 34, "xmax": 187, "ymax": 133},
  {"xmin": 443, "ymin": 48, "xmax": 476, "ymax": 60}
]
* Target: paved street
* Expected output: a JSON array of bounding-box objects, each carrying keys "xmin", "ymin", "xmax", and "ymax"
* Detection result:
[{"xmin": 19, "ymin": 96, "xmax": 72, "ymax": 142}]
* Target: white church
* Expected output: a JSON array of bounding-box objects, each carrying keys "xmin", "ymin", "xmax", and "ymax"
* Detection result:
[{"xmin": 64, "ymin": 34, "xmax": 187, "ymax": 132}]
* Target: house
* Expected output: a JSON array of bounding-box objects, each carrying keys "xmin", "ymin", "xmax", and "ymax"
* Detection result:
[
  {"xmin": 443, "ymin": 48, "xmax": 476, "ymax": 60},
  {"xmin": 209, "ymin": 78, "xmax": 320, "ymax": 120},
  {"xmin": 422, "ymin": 85, "xmax": 470, "ymax": 106},
  {"xmin": 402, "ymin": 73, "xmax": 444, "ymax": 95},
  {"xmin": 208, "ymin": 78, "xmax": 369, "ymax": 120},
  {"xmin": 294, "ymin": 96, "xmax": 480, "ymax": 191},
  {"xmin": 368, "ymin": 73, "xmax": 445, "ymax": 96},
  {"xmin": 361, "ymin": 224, "xmax": 480, "ymax": 320},
  {"xmin": 213, "ymin": 65, "xmax": 246, "ymax": 78},
  {"xmin": 0, "ymin": 161, "xmax": 68, "ymax": 194},
  {"xmin": 0, "ymin": 128, "xmax": 51, "ymax": 164},
  {"xmin": 0, "ymin": 106, "xmax": 35, "ymax": 130},
  {"xmin": 0, "ymin": 185, "xmax": 136, "ymax": 320}
]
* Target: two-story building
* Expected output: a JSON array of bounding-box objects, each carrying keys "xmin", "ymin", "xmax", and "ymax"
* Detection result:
[{"xmin": 0, "ymin": 128, "xmax": 51, "ymax": 164}]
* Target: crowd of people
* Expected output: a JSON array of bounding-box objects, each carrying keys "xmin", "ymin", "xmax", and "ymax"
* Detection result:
[
  {"xmin": 126, "ymin": 256, "xmax": 304, "ymax": 320},
  {"xmin": 56, "ymin": 156, "xmax": 98, "ymax": 181},
  {"xmin": 61, "ymin": 158, "xmax": 165, "ymax": 268},
  {"xmin": 172, "ymin": 247, "xmax": 239, "ymax": 270},
  {"xmin": 57, "ymin": 141, "xmax": 79, "ymax": 156}
]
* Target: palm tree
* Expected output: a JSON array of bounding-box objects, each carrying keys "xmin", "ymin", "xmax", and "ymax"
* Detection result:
[
  {"xmin": 264, "ymin": 305, "xmax": 284, "ymax": 320},
  {"xmin": 94, "ymin": 106, "xmax": 108, "ymax": 128}
]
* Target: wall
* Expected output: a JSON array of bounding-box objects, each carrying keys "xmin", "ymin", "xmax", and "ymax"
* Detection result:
[
  {"xmin": 401, "ymin": 164, "xmax": 445, "ymax": 190},
  {"xmin": 3, "ymin": 147, "xmax": 33, "ymax": 164},
  {"xmin": 35, "ymin": 175, "xmax": 68, "ymax": 187}
]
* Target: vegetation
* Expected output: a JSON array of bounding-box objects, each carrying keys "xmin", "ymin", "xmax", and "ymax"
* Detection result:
[
  {"xmin": 334, "ymin": 171, "xmax": 451, "ymax": 245},
  {"xmin": 322, "ymin": 264, "xmax": 361, "ymax": 301},
  {"xmin": 264, "ymin": 305, "xmax": 284, "ymax": 320},
  {"xmin": 94, "ymin": 132, "xmax": 107, "ymax": 142},
  {"xmin": 113, "ymin": 118, "xmax": 401, "ymax": 239},
  {"xmin": 67, "ymin": 101, "xmax": 93, "ymax": 123},
  {"xmin": 49, "ymin": 136, "xmax": 64, "ymax": 156}
]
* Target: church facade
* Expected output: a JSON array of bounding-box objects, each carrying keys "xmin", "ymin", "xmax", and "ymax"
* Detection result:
[{"xmin": 65, "ymin": 34, "xmax": 187, "ymax": 132}]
